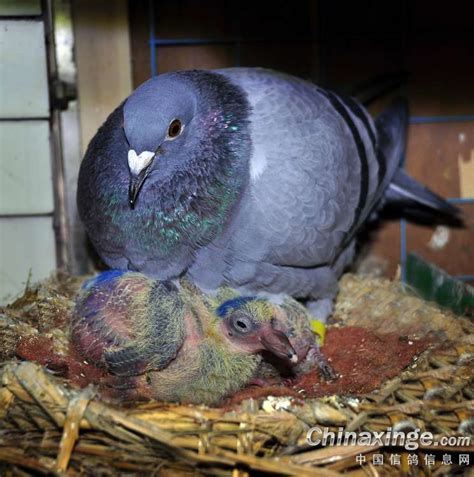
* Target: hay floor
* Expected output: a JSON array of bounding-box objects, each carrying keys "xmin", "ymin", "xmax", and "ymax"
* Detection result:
[{"xmin": 1, "ymin": 273, "xmax": 472, "ymax": 475}]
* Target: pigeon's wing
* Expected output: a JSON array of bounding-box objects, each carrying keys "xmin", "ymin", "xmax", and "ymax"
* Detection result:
[
  {"xmin": 71, "ymin": 270, "xmax": 136, "ymax": 364},
  {"xmin": 73, "ymin": 272, "xmax": 186, "ymax": 376},
  {"xmin": 103, "ymin": 279, "xmax": 186, "ymax": 376},
  {"xmin": 338, "ymin": 97, "xmax": 409, "ymax": 245},
  {"xmin": 217, "ymin": 68, "xmax": 406, "ymax": 268}
]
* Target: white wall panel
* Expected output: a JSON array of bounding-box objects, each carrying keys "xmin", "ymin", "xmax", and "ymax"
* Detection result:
[
  {"xmin": 0, "ymin": 217, "xmax": 56, "ymax": 303},
  {"xmin": 0, "ymin": 20, "xmax": 49, "ymax": 117},
  {"xmin": 0, "ymin": 121, "xmax": 54, "ymax": 214}
]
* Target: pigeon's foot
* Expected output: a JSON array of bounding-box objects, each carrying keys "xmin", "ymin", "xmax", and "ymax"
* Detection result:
[
  {"xmin": 306, "ymin": 345, "xmax": 337, "ymax": 381},
  {"xmin": 249, "ymin": 376, "xmax": 295, "ymax": 388}
]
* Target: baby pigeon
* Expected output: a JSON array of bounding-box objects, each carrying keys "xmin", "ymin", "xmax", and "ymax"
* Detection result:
[
  {"xmin": 77, "ymin": 68, "xmax": 460, "ymax": 321},
  {"xmin": 71, "ymin": 270, "xmax": 300, "ymax": 405},
  {"xmin": 214, "ymin": 283, "xmax": 334, "ymax": 380}
]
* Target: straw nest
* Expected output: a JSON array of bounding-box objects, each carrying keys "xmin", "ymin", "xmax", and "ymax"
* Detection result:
[{"xmin": 0, "ymin": 273, "xmax": 472, "ymax": 476}]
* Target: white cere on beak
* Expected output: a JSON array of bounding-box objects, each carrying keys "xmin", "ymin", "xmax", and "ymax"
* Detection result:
[{"xmin": 128, "ymin": 149, "xmax": 156, "ymax": 175}]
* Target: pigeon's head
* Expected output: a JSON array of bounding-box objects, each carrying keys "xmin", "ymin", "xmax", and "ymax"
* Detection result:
[
  {"xmin": 122, "ymin": 71, "xmax": 251, "ymax": 210},
  {"xmin": 123, "ymin": 74, "xmax": 199, "ymax": 207},
  {"xmin": 216, "ymin": 297, "xmax": 298, "ymax": 364}
]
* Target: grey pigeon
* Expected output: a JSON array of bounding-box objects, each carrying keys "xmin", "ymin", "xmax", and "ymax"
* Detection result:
[{"xmin": 77, "ymin": 68, "xmax": 460, "ymax": 321}]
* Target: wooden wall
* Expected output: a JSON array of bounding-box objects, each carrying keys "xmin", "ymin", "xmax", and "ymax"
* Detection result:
[
  {"xmin": 129, "ymin": 0, "xmax": 318, "ymax": 86},
  {"xmin": 327, "ymin": 1, "xmax": 474, "ymax": 281},
  {"xmin": 74, "ymin": 0, "xmax": 132, "ymax": 154},
  {"xmin": 128, "ymin": 0, "xmax": 474, "ymax": 281}
]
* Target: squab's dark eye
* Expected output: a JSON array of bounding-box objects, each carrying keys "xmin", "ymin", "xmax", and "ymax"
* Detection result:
[
  {"xmin": 232, "ymin": 315, "xmax": 253, "ymax": 334},
  {"xmin": 167, "ymin": 119, "xmax": 182, "ymax": 139}
]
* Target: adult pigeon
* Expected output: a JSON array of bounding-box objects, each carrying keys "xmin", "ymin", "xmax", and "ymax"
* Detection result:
[{"xmin": 77, "ymin": 68, "xmax": 459, "ymax": 321}]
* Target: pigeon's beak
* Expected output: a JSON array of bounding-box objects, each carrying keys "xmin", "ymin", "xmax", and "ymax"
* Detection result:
[
  {"xmin": 259, "ymin": 325, "xmax": 298, "ymax": 364},
  {"xmin": 128, "ymin": 149, "xmax": 156, "ymax": 209},
  {"xmin": 129, "ymin": 165, "xmax": 153, "ymax": 208}
]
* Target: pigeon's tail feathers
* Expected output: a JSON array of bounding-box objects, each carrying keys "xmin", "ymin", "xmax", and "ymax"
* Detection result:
[
  {"xmin": 377, "ymin": 100, "xmax": 462, "ymax": 226},
  {"xmin": 375, "ymin": 97, "xmax": 409, "ymax": 183},
  {"xmin": 350, "ymin": 98, "xmax": 408, "ymax": 231},
  {"xmin": 386, "ymin": 169, "xmax": 463, "ymax": 225}
]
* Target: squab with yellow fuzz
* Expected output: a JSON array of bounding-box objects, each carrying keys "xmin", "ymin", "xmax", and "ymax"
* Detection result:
[{"xmin": 71, "ymin": 270, "xmax": 298, "ymax": 405}]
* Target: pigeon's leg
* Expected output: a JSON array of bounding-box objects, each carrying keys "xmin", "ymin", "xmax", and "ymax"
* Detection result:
[
  {"xmin": 307, "ymin": 240, "xmax": 356, "ymax": 323},
  {"xmin": 305, "ymin": 275, "xmax": 338, "ymax": 339},
  {"xmin": 249, "ymin": 375, "xmax": 295, "ymax": 388},
  {"xmin": 248, "ymin": 377, "xmax": 271, "ymax": 387},
  {"xmin": 306, "ymin": 298, "xmax": 334, "ymax": 324}
]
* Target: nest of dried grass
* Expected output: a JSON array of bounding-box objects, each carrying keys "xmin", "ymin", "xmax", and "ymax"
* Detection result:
[{"xmin": 1, "ymin": 273, "xmax": 472, "ymax": 476}]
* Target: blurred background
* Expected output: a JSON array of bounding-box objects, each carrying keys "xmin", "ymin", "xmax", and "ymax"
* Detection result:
[{"xmin": 0, "ymin": 0, "xmax": 473, "ymax": 303}]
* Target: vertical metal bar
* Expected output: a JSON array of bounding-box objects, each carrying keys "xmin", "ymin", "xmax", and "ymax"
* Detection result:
[
  {"xmin": 149, "ymin": 0, "xmax": 157, "ymax": 76},
  {"xmin": 43, "ymin": 0, "xmax": 70, "ymax": 271},
  {"xmin": 398, "ymin": 2, "xmax": 409, "ymax": 283},
  {"xmin": 400, "ymin": 218, "xmax": 407, "ymax": 282},
  {"xmin": 53, "ymin": 0, "xmax": 90, "ymax": 273},
  {"xmin": 399, "ymin": 148, "xmax": 406, "ymax": 282},
  {"xmin": 447, "ymin": 198, "xmax": 474, "ymax": 204},
  {"xmin": 410, "ymin": 115, "xmax": 474, "ymax": 124}
]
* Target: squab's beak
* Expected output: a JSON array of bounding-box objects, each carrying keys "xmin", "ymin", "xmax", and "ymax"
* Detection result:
[
  {"xmin": 128, "ymin": 149, "xmax": 156, "ymax": 208},
  {"xmin": 259, "ymin": 325, "xmax": 298, "ymax": 364}
]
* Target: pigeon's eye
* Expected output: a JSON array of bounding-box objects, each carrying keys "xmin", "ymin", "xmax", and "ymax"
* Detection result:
[
  {"xmin": 231, "ymin": 315, "xmax": 254, "ymax": 334},
  {"xmin": 167, "ymin": 119, "xmax": 182, "ymax": 139}
]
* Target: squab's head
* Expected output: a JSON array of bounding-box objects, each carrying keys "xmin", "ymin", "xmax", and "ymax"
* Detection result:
[{"xmin": 216, "ymin": 297, "xmax": 298, "ymax": 364}]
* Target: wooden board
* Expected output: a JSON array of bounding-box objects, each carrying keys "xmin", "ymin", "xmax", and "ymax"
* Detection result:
[
  {"xmin": 129, "ymin": 0, "xmax": 151, "ymax": 87},
  {"xmin": 155, "ymin": 45, "xmax": 235, "ymax": 75},
  {"xmin": 405, "ymin": 122, "xmax": 474, "ymax": 199},
  {"xmin": 321, "ymin": 2, "xmax": 474, "ymax": 279},
  {"xmin": 151, "ymin": 0, "xmax": 314, "ymax": 41},
  {"xmin": 130, "ymin": 0, "xmax": 318, "ymax": 87},
  {"xmin": 239, "ymin": 41, "xmax": 317, "ymax": 80},
  {"xmin": 406, "ymin": 39, "xmax": 474, "ymax": 117},
  {"xmin": 406, "ymin": 203, "xmax": 473, "ymax": 278},
  {"xmin": 73, "ymin": 0, "xmax": 132, "ymax": 154},
  {"xmin": 152, "ymin": 0, "xmax": 238, "ymax": 40},
  {"xmin": 154, "ymin": 42, "xmax": 316, "ymax": 80},
  {"xmin": 357, "ymin": 220, "xmax": 402, "ymax": 280}
]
